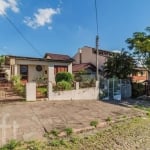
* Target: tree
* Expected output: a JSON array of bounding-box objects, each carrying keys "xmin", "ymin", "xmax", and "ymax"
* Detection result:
[
  {"xmin": 0, "ymin": 55, "xmax": 5, "ymax": 66},
  {"xmin": 126, "ymin": 27, "xmax": 150, "ymax": 69},
  {"xmin": 103, "ymin": 50, "xmax": 136, "ymax": 79}
]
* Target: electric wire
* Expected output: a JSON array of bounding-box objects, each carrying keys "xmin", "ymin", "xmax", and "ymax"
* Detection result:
[{"xmin": 0, "ymin": 10, "xmax": 42, "ymax": 57}]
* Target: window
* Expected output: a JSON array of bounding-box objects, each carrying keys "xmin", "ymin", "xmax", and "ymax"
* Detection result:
[
  {"xmin": 20, "ymin": 65, "xmax": 28, "ymax": 80},
  {"xmin": 54, "ymin": 65, "xmax": 68, "ymax": 74}
]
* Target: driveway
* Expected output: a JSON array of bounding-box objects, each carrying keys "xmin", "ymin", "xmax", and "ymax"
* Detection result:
[{"xmin": 0, "ymin": 100, "xmax": 145, "ymax": 145}]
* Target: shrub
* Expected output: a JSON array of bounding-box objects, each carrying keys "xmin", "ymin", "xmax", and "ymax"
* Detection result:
[
  {"xmin": 57, "ymin": 80, "xmax": 72, "ymax": 90},
  {"xmin": 37, "ymin": 87, "xmax": 47, "ymax": 96},
  {"xmin": 11, "ymin": 75, "xmax": 25, "ymax": 97},
  {"xmin": 55, "ymin": 72, "xmax": 73, "ymax": 83},
  {"xmin": 11, "ymin": 75, "xmax": 21, "ymax": 85},
  {"xmin": 132, "ymin": 82, "xmax": 145, "ymax": 98}
]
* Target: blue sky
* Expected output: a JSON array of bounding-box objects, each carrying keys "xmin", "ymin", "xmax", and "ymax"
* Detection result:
[{"xmin": 0, "ymin": 0, "xmax": 150, "ymax": 57}]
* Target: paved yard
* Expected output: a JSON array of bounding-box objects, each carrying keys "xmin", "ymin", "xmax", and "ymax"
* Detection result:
[{"xmin": 0, "ymin": 100, "xmax": 146, "ymax": 145}]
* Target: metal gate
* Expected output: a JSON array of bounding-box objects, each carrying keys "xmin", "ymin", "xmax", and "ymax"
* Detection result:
[{"xmin": 100, "ymin": 78, "xmax": 131, "ymax": 101}]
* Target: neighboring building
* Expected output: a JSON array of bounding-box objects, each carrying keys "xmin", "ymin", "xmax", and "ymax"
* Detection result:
[
  {"xmin": 131, "ymin": 67, "xmax": 149, "ymax": 83},
  {"xmin": 73, "ymin": 63, "xmax": 97, "ymax": 74},
  {"xmin": 73, "ymin": 46, "xmax": 115, "ymax": 78},
  {"xmin": 72, "ymin": 63, "xmax": 101, "ymax": 79},
  {"xmin": 3, "ymin": 53, "xmax": 73, "ymax": 84},
  {"xmin": 73, "ymin": 46, "xmax": 115, "ymax": 70}
]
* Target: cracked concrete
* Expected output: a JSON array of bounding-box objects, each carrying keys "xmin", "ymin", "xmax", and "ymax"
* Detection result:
[{"xmin": 0, "ymin": 100, "xmax": 145, "ymax": 145}]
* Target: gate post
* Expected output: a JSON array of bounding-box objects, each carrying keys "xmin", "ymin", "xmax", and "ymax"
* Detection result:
[
  {"xmin": 48, "ymin": 82, "xmax": 53, "ymax": 100},
  {"xmin": 26, "ymin": 82, "xmax": 36, "ymax": 101}
]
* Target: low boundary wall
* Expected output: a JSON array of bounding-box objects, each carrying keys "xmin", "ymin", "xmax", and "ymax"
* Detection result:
[
  {"xmin": 48, "ymin": 81, "xmax": 99, "ymax": 101},
  {"xmin": 26, "ymin": 81, "xmax": 99, "ymax": 101}
]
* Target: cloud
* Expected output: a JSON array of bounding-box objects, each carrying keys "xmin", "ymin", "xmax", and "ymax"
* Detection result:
[
  {"xmin": 24, "ymin": 8, "xmax": 60, "ymax": 29},
  {"xmin": 0, "ymin": 0, "xmax": 19, "ymax": 15}
]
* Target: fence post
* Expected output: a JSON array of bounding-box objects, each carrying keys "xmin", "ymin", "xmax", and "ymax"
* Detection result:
[{"xmin": 26, "ymin": 82, "xmax": 36, "ymax": 101}]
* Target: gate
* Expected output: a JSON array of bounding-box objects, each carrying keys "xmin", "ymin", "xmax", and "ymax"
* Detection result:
[{"xmin": 100, "ymin": 78, "xmax": 131, "ymax": 100}]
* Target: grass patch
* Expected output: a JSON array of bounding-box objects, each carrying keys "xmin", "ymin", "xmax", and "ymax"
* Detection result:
[
  {"xmin": 134, "ymin": 105, "xmax": 150, "ymax": 112},
  {"xmin": 1, "ymin": 117, "xmax": 150, "ymax": 150},
  {"xmin": 64, "ymin": 128, "xmax": 73, "ymax": 136}
]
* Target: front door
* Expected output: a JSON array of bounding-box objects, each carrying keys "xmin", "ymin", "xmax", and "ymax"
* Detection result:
[{"xmin": 20, "ymin": 65, "xmax": 28, "ymax": 82}]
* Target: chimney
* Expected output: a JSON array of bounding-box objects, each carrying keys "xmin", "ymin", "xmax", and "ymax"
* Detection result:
[{"xmin": 79, "ymin": 49, "xmax": 82, "ymax": 64}]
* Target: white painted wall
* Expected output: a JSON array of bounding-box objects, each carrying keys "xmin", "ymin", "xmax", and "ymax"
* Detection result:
[
  {"xmin": 10, "ymin": 58, "xmax": 72, "ymax": 83},
  {"xmin": 48, "ymin": 81, "xmax": 100, "ymax": 101},
  {"xmin": 26, "ymin": 82, "xmax": 36, "ymax": 101}
]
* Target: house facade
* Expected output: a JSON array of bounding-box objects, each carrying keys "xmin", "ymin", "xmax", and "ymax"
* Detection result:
[
  {"xmin": 73, "ymin": 46, "xmax": 115, "ymax": 78},
  {"xmin": 73, "ymin": 46, "xmax": 115, "ymax": 70},
  {"xmin": 4, "ymin": 53, "xmax": 73, "ymax": 84},
  {"xmin": 131, "ymin": 67, "xmax": 149, "ymax": 83}
]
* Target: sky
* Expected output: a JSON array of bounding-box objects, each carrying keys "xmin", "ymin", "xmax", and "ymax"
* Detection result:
[{"xmin": 0, "ymin": 0, "xmax": 150, "ymax": 58}]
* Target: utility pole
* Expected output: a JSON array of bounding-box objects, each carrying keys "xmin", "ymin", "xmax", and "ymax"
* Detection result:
[
  {"xmin": 96, "ymin": 35, "xmax": 99, "ymax": 80},
  {"xmin": 95, "ymin": 0, "xmax": 99, "ymax": 81}
]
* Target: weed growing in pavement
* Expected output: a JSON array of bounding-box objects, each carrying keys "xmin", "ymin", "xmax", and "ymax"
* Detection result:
[
  {"xmin": 105, "ymin": 117, "xmax": 112, "ymax": 122},
  {"xmin": 50, "ymin": 129, "xmax": 60, "ymax": 137},
  {"xmin": 64, "ymin": 128, "xmax": 73, "ymax": 136},
  {"xmin": 0, "ymin": 140, "xmax": 20, "ymax": 150},
  {"xmin": 90, "ymin": 120, "xmax": 99, "ymax": 127}
]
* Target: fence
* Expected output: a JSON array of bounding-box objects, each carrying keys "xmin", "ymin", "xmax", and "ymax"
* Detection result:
[
  {"xmin": 26, "ymin": 81, "xmax": 100, "ymax": 101},
  {"xmin": 100, "ymin": 78, "xmax": 131, "ymax": 101}
]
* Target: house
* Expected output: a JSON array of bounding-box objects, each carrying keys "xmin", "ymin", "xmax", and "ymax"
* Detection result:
[
  {"xmin": 131, "ymin": 67, "xmax": 149, "ymax": 83},
  {"xmin": 4, "ymin": 53, "xmax": 73, "ymax": 84},
  {"xmin": 73, "ymin": 46, "xmax": 115, "ymax": 78},
  {"xmin": 72, "ymin": 63, "xmax": 101, "ymax": 79}
]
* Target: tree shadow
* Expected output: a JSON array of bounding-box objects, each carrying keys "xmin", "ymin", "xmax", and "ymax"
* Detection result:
[{"xmin": 100, "ymin": 98, "xmax": 150, "ymax": 109}]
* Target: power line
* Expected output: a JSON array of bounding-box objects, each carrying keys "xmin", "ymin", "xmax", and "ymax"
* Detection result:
[
  {"xmin": 0, "ymin": 11, "xmax": 42, "ymax": 57},
  {"xmin": 0, "ymin": 47, "xmax": 11, "ymax": 55}
]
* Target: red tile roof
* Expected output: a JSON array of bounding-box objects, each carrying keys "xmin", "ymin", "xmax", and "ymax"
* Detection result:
[
  {"xmin": 44, "ymin": 53, "xmax": 73, "ymax": 62},
  {"xmin": 73, "ymin": 63, "xmax": 97, "ymax": 72}
]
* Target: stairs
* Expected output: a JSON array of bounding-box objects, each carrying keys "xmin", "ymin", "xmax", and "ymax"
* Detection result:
[{"xmin": 0, "ymin": 82, "xmax": 24, "ymax": 102}]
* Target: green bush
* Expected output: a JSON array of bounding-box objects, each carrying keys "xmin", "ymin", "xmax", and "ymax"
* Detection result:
[
  {"xmin": 55, "ymin": 72, "xmax": 73, "ymax": 83},
  {"xmin": 11, "ymin": 75, "xmax": 25, "ymax": 97},
  {"xmin": 11, "ymin": 75, "xmax": 21, "ymax": 85},
  {"xmin": 56, "ymin": 80, "xmax": 72, "ymax": 90}
]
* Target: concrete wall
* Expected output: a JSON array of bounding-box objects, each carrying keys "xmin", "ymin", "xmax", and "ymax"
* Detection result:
[
  {"xmin": 48, "ymin": 62, "xmax": 72, "ymax": 83},
  {"xmin": 48, "ymin": 81, "xmax": 99, "ymax": 101}
]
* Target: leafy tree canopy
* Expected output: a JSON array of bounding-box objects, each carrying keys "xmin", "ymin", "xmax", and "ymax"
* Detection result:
[
  {"xmin": 0, "ymin": 55, "xmax": 5, "ymax": 66},
  {"xmin": 103, "ymin": 50, "xmax": 136, "ymax": 79},
  {"xmin": 126, "ymin": 27, "xmax": 150, "ymax": 69}
]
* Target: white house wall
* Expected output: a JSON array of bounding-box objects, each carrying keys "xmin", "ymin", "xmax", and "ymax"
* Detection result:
[
  {"xmin": 48, "ymin": 62, "xmax": 72, "ymax": 83},
  {"xmin": 11, "ymin": 59, "xmax": 72, "ymax": 83}
]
